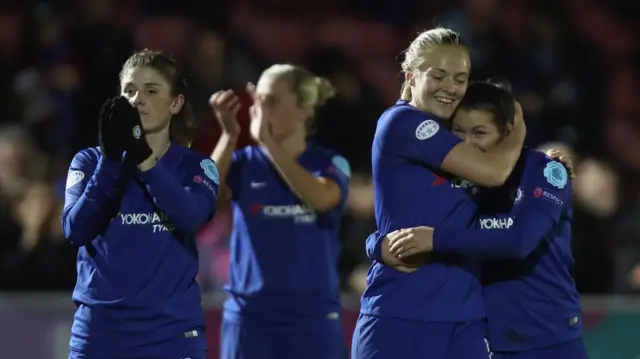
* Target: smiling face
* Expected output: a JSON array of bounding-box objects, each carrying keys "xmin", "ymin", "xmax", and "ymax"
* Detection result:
[{"xmin": 408, "ymin": 45, "xmax": 470, "ymax": 119}]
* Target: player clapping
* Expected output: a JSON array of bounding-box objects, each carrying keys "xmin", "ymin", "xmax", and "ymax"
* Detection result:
[
  {"xmin": 210, "ymin": 64, "xmax": 350, "ymax": 359},
  {"xmin": 62, "ymin": 50, "xmax": 218, "ymax": 359}
]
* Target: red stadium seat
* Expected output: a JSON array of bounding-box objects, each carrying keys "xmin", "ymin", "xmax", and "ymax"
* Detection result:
[
  {"xmin": 316, "ymin": 19, "xmax": 398, "ymax": 58},
  {"xmin": 191, "ymin": 90, "xmax": 256, "ymax": 157},
  {"xmin": 135, "ymin": 17, "xmax": 193, "ymax": 60},
  {"xmin": 361, "ymin": 60, "xmax": 402, "ymax": 105},
  {"xmin": 247, "ymin": 18, "xmax": 312, "ymax": 62},
  {"xmin": 0, "ymin": 12, "xmax": 22, "ymax": 62}
]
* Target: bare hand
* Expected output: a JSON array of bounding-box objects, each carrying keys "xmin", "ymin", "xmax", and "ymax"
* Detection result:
[
  {"xmin": 248, "ymin": 82, "xmax": 273, "ymax": 145},
  {"xmin": 380, "ymin": 237, "xmax": 418, "ymax": 273},
  {"xmin": 209, "ymin": 90, "xmax": 241, "ymax": 136},
  {"xmin": 388, "ymin": 227, "xmax": 435, "ymax": 258},
  {"xmin": 546, "ymin": 149, "xmax": 575, "ymax": 179}
]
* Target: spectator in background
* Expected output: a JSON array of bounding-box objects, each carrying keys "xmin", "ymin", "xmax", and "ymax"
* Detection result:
[
  {"xmin": 539, "ymin": 142, "xmax": 617, "ymax": 294},
  {"xmin": 0, "ymin": 181, "xmax": 76, "ymax": 291},
  {"xmin": 308, "ymin": 46, "xmax": 383, "ymax": 170},
  {"xmin": 340, "ymin": 173, "xmax": 376, "ymax": 295}
]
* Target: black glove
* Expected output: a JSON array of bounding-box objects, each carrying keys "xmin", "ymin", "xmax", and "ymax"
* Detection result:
[
  {"xmin": 98, "ymin": 97, "xmax": 129, "ymax": 160},
  {"xmin": 118, "ymin": 99, "xmax": 153, "ymax": 165}
]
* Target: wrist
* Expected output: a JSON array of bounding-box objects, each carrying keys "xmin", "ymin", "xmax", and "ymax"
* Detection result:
[{"xmin": 221, "ymin": 131, "xmax": 240, "ymax": 142}]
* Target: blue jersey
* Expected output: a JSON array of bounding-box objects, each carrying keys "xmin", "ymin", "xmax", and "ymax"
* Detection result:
[
  {"xmin": 361, "ymin": 100, "xmax": 484, "ymax": 322},
  {"xmin": 432, "ymin": 149, "xmax": 581, "ymax": 351},
  {"xmin": 223, "ymin": 144, "xmax": 350, "ymax": 324},
  {"xmin": 62, "ymin": 144, "xmax": 218, "ymax": 358}
]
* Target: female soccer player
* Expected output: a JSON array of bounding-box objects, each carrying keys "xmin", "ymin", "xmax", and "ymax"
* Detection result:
[
  {"xmin": 62, "ymin": 50, "xmax": 218, "ymax": 359},
  {"xmin": 387, "ymin": 80, "xmax": 587, "ymax": 359},
  {"xmin": 351, "ymin": 28, "xmax": 527, "ymax": 359},
  {"xmin": 210, "ymin": 64, "xmax": 350, "ymax": 359}
]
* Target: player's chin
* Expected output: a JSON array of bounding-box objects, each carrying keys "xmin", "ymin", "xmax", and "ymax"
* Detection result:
[
  {"xmin": 140, "ymin": 120, "xmax": 163, "ymax": 134},
  {"xmin": 138, "ymin": 113, "xmax": 153, "ymax": 124},
  {"xmin": 429, "ymin": 100, "xmax": 458, "ymax": 119}
]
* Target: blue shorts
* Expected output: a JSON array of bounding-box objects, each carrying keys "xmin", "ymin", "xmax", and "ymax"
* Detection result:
[
  {"xmin": 69, "ymin": 349, "xmax": 207, "ymax": 359},
  {"xmin": 351, "ymin": 313, "xmax": 490, "ymax": 359},
  {"xmin": 220, "ymin": 316, "xmax": 346, "ymax": 359},
  {"xmin": 491, "ymin": 338, "xmax": 588, "ymax": 359},
  {"xmin": 68, "ymin": 328, "xmax": 207, "ymax": 359}
]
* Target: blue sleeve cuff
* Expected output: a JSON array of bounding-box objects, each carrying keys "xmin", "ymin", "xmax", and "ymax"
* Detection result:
[
  {"xmin": 365, "ymin": 231, "xmax": 385, "ymax": 263},
  {"xmin": 373, "ymin": 235, "xmax": 384, "ymax": 262},
  {"xmin": 432, "ymin": 226, "xmax": 458, "ymax": 252}
]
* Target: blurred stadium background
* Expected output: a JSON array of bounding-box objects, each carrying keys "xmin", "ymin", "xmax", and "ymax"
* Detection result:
[{"xmin": 0, "ymin": 0, "xmax": 639, "ymax": 357}]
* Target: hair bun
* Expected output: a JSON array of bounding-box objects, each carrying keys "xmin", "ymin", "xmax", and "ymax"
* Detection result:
[
  {"xmin": 315, "ymin": 76, "xmax": 336, "ymax": 106},
  {"xmin": 486, "ymin": 77, "xmax": 512, "ymax": 93}
]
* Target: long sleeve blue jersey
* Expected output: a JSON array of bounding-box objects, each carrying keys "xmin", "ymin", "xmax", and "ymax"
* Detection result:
[
  {"xmin": 222, "ymin": 144, "xmax": 351, "ymax": 324},
  {"xmin": 433, "ymin": 148, "xmax": 582, "ymax": 352},
  {"xmin": 361, "ymin": 100, "xmax": 484, "ymax": 322},
  {"xmin": 62, "ymin": 144, "xmax": 219, "ymax": 358}
]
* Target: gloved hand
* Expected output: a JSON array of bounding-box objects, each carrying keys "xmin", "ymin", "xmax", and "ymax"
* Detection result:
[
  {"xmin": 98, "ymin": 97, "xmax": 129, "ymax": 160},
  {"xmin": 117, "ymin": 98, "xmax": 153, "ymax": 165}
]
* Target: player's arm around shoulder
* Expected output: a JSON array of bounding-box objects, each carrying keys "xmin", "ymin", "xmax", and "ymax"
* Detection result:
[
  {"xmin": 441, "ymin": 102, "xmax": 527, "ymax": 187},
  {"xmin": 384, "ymin": 153, "xmax": 574, "ymax": 260},
  {"xmin": 377, "ymin": 106, "xmax": 460, "ymax": 169},
  {"xmin": 378, "ymin": 106, "xmax": 514, "ymax": 187}
]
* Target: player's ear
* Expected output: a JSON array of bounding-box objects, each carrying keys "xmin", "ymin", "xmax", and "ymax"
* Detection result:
[
  {"xmin": 504, "ymin": 123, "xmax": 513, "ymax": 135},
  {"xmin": 170, "ymin": 94, "xmax": 185, "ymax": 115},
  {"xmin": 405, "ymin": 72, "xmax": 414, "ymax": 85}
]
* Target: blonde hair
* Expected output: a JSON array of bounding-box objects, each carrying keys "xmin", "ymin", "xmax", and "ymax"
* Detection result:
[
  {"xmin": 261, "ymin": 64, "xmax": 336, "ymax": 124},
  {"xmin": 400, "ymin": 27, "xmax": 466, "ymax": 101}
]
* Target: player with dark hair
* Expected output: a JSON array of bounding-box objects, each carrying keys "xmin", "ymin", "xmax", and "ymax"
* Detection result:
[
  {"xmin": 210, "ymin": 64, "xmax": 349, "ymax": 359},
  {"xmin": 352, "ymin": 28, "xmax": 527, "ymax": 359},
  {"xmin": 385, "ymin": 80, "xmax": 587, "ymax": 359},
  {"xmin": 62, "ymin": 49, "xmax": 218, "ymax": 359}
]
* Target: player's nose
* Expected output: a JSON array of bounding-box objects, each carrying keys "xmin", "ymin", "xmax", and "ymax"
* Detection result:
[{"xmin": 130, "ymin": 92, "xmax": 145, "ymax": 107}]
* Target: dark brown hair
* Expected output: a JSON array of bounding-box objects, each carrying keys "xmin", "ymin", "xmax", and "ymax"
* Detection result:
[
  {"xmin": 457, "ymin": 79, "xmax": 515, "ymax": 133},
  {"xmin": 119, "ymin": 49, "xmax": 196, "ymax": 147}
]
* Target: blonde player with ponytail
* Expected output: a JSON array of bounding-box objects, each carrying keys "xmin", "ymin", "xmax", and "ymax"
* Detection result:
[{"xmin": 210, "ymin": 64, "xmax": 350, "ymax": 359}]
